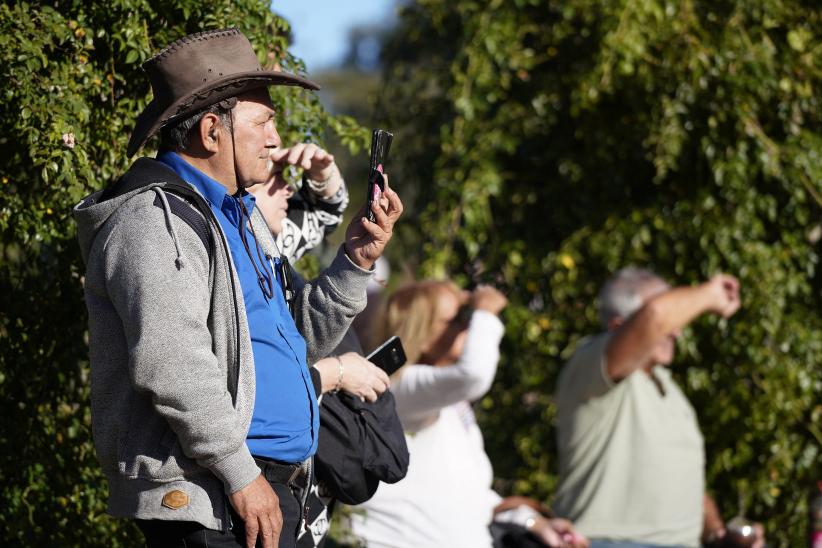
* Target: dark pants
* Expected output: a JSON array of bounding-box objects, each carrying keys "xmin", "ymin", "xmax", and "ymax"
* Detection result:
[
  {"xmin": 490, "ymin": 521, "xmax": 549, "ymax": 548},
  {"xmin": 138, "ymin": 473, "xmax": 308, "ymax": 548}
]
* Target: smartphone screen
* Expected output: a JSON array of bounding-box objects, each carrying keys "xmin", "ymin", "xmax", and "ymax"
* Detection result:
[{"xmin": 366, "ymin": 129, "xmax": 393, "ymax": 223}]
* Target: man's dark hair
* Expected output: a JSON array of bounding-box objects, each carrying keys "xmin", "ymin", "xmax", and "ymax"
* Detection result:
[{"xmin": 159, "ymin": 102, "xmax": 233, "ymax": 152}]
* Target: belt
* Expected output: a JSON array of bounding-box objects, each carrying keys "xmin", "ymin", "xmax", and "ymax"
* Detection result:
[{"xmin": 253, "ymin": 457, "xmax": 309, "ymax": 489}]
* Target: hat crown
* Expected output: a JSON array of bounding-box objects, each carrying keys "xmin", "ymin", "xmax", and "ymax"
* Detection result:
[
  {"xmin": 143, "ymin": 28, "xmax": 262, "ymax": 109},
  {"xmin": 127, "ymin": 28, "xmax": 319, "ymax": 157}
]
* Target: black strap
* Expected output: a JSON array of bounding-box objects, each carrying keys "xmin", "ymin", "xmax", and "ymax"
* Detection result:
[
  {"xmin": 152, "ymin": 192, "xmax": 213, "ymax": 258},
  {"xmin": 103, "ymin": 158, "xmax": 215, "ymax": 260}
]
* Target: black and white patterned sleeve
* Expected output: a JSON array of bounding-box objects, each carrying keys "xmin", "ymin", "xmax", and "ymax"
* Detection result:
[{"xmin": 277, "ymin": 177, "xmax": 350, "ymax": 262}]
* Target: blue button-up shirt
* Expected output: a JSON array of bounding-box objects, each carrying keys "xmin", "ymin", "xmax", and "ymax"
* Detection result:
[{"xmin": 158, "ymin": 151, "xmax": 318, "ymax": 463}]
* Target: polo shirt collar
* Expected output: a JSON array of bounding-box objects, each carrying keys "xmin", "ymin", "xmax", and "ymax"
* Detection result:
[{"xmin": 157, "ymin": 150, "xmax": 256, "ymax": 226}]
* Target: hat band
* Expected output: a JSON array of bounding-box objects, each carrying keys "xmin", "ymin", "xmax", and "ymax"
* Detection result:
[{"xmin": 161, "ymin": 80, "xmax": 261, "ymax": 127}]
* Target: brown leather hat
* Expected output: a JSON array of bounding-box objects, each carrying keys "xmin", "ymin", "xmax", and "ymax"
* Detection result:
[{"xmin": 127, "ymin": 28, "xmax": 319, "ymax": 157}]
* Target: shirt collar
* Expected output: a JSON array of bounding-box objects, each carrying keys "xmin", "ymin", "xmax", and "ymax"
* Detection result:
[{"xmin": 156, "ymin": 151, "xmax": 256, "ymax": 223}]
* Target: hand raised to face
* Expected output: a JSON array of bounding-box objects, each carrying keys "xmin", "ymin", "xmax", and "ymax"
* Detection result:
[
  {"xmin": 704, "ymin": 273, "xmax": 741, "ymax": 318},
  {"xmin": 470, "ymin": 285, "xmax": 508, "ymax": 316},
  {"xmin": 269, "ymin": 143, "xmax": 337, "ymax": 185}
]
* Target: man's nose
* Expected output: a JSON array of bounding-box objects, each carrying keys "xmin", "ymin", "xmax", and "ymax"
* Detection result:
[{"xmin": 266, "ymin": 122, "xmax": 281, "ymax": 149}]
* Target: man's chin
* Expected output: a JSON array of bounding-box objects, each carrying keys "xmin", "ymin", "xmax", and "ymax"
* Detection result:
[
  {"xmin": 241, "ymin": 178, "xmax": 267, "ymax": 189},
  {"xmin": 655, "ymin": 353, "xmax": 675, "ymax": 366}
]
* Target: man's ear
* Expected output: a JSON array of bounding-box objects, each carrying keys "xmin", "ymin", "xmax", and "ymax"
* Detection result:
[{"xmin": 198, "ymin": 113, "xmax": 223, "ymax": 153}]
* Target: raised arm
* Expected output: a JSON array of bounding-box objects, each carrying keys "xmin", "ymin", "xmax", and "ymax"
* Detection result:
[
  {"xmin": 393, "ymin": 309, "xmax": 504, "ymax": 426},
  {"xmin": 605, "ymin": 274, "xmax": 740, "ymax": 380},
  {"xmin": 275, "ymin": 144, "xmax": 350, "ymax": 262}
]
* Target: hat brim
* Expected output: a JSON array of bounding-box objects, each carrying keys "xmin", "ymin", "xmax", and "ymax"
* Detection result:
[{"xmin": 127, "ymin": 70, "xmax": 320, "ymax": 157}]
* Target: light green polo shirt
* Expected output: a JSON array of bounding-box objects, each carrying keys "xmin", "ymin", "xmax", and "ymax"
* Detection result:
[{"xmin": 553, "ymin": 333, "xmax": 705, "ymax": 547}]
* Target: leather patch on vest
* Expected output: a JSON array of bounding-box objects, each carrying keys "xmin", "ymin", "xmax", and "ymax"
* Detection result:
[{"xmin": 161, "ymin": 490, "xmax": 189, "ymax": 510}]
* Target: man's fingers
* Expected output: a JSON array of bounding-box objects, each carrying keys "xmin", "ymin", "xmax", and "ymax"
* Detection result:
[
  {"xmin": 257, "ymin": 515, "xmax": 276, "ymax": 548},
  {"xmin": 273, "ymin": 143, "xmax": 336, "ymax": 173},
  {"xmin": 722, "ymin": 278, "xmax": 739, "ymax": 297},
  {"xmin": 259, "ymin": 514, "xmax": 280, "ymax": 548},
  {"xmin": 378, "ymin": 173, "xmax": 393, "ymax": 211},
  {"xmin": 383, "ymin": 185, "xmax": 404, "ymax": 221},
  {"xmin": 245, "ymin": 517, "xmax": 259, "ymax": 548},
  {"xmin": 752, "ymin": 523, "xmax": 765, "ymax": 548},
  {"xmin": 723, "ymin": 300, "xmax": 741, "ymax": 318},
  {"xmin": 360, "ymin": 215, "xmax": 387, "ymax": 241},
  {"xmin": 370, "ymin": 198, "xmax": 391, "ymax": 229}
]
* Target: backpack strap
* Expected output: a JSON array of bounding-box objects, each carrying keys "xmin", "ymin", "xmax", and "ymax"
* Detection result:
[
  {"xmin": 102, "ymin": 157, "xmax": 214, "ymax": 260},
  {"xmin": 103, "ymin": 157, "xmax": 239, "ymax": 402},
  {"xmin": 152, "ymin": 191, "xmax": 213, "ymax": 259}
]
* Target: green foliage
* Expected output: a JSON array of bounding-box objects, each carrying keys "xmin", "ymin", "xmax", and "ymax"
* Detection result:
[
  {"xmin": 381, "ymin": 0, "xmax": 821, "ymax": 544},
  {"xmin": 0, "ymin": 1, "xmax": 365, "ymax": 545}
]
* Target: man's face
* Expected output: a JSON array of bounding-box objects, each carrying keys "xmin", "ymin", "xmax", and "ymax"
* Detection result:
[{"xmin": 228, "ymin": 89, "xmax": 281, "ymax": 189}]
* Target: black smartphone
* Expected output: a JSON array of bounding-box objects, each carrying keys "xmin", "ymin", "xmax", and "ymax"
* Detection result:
[
  {"xmin": 366, "ymin": 335, "xmax": 406, "ymax": 376},
  {"xmin": 365, "ymin": 129, "xmax": 394, "ymax": 223}
]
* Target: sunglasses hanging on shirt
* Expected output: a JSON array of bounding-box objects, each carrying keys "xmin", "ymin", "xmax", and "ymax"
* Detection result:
[
  {"xmin": 273, "ymin": 255, "xmax": 296, "ymax": 317},
  {"xmin": 236, "ymin": 196, "xmax": 275, "ymax": 301},
  {"xmin": 235, "ymin": 194, "xmax": 296, "ymax": 316}
]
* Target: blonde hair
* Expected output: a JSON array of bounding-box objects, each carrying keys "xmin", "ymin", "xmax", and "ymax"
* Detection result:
[{"xmin": 373, "ymin": 280, "xmax": 462, "ymax": 366}]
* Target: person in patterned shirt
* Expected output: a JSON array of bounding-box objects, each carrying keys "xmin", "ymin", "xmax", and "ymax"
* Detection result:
[{"xmin": 251, "ymin": 143, "xmax": 348, "ymax": 263}]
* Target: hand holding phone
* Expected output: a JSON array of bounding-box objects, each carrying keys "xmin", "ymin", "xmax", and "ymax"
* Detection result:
[
  {"xmin": 366, "ymin": 129, "xmax": 393, "ymax": 223},
  {"xmin": 366, "ymin": 336, "xmax": 406, "ymax": 376}
]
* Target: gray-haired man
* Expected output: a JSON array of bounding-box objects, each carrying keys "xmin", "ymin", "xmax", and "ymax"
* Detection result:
[{"xmin": 553, "ymin": 268, "xmax": 763, "ymax": 547}]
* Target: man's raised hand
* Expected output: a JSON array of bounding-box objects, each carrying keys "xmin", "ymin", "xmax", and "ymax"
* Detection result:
[{"xmin": 344, "ymin": 173, "xmax": 403, "ymax": 270}]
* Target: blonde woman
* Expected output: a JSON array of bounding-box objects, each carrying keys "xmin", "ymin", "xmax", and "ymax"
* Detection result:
[{"xmin": 349, "ymin": 281, "xmax": 587, "ymax": 548}]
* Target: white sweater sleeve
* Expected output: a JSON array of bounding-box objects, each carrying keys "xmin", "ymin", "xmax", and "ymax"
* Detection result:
[{"xmin": 392, "ymin": 310, "xmax": 504, "ymax": 428}]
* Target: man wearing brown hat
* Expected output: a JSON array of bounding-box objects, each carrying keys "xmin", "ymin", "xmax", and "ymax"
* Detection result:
[{"xmin": 74, "ymin": 28, "xmax": 402, "ymax": 548}]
